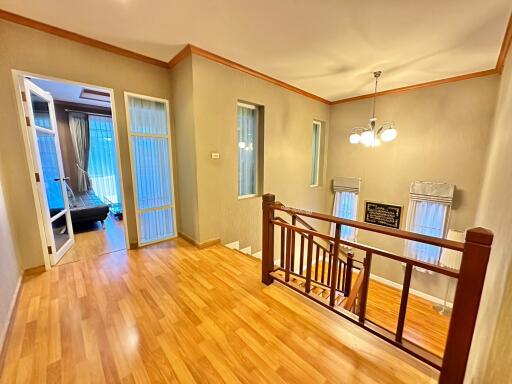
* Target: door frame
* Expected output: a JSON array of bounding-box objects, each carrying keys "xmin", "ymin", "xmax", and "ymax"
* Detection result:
[
  {"xmin": 23, "ymin": 78, "xmax": 75, "ymax": 265},
  {"xmin": 11, "ymin": 69, "xmax": 130, "ymax": 270},
  {"xmin": 124, "ymin": 92, "xmax": 178, "ymax": 246}
]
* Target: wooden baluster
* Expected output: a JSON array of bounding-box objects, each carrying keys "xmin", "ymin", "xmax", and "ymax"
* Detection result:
[
  {"xmin": 285, "ymin": 228, "xmax": 292, "ymax": 282},
  {"xmin": 315, "ymin": 245, "xmax": 320, "ymax": 281},
  {"xmin": 337, "ymin": 260, "xmax": 343, "ymax": 290},
  {"xmin": 261, "ymin": 194, "xmax": 275, "ymax": 285},
  {"xmin": 327, "ymin": 251, "xmax": 332, "ymax": 286},
  {"xmin": 344, "ymin": 252, "xmax": 353, "ymax": 297},
  {"xmin": 329, "ymin": 224, "xmax": 341, "ymax": 306},
  {"xmin": 321, "ymin": 250, "xmax": 326, "ymax": 284},
  {"xmin": 280, "ymin": 226, "xmax": 285, "ymax": 268},
  {"xmin": 299, "ymin": 235, "xmax": 305, "ymax": 275},
  {"xmin": 305, "ymin": 233, "xmax": 314, "ymax": 293},
  {"xmin": 290, "ymin": 216, "xmax": 296, "ymax": 273},
  {"xmin": 358, "ymin": 251, "xmax": 372, "ymax": 322},
  {"xmin": 395, "ymin": 263, "xmax": 413, "ymax": 343},
  {"xmin": 440, "ymin": 228, "xmax": 493, "ymax": 384}
]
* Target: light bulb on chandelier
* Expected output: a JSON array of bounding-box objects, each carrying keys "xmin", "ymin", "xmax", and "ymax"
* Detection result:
[{"xmin": 348, "ymin": 71, "xmax": 398, "ymax": 147}]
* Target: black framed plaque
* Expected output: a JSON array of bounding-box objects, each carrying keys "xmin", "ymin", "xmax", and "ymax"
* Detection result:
[{"xmin": 364, "ymin": 201, "xmax": 402, "ymax": 229}]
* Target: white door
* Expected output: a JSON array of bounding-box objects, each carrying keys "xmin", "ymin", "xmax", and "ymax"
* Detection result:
[
  {"xmin": 125, "ymin": 93, "xmax": 177, "ymax": 245},
  {"xmin": 23, "ymin": 78, "xmax": 74, "ymax": 265}
]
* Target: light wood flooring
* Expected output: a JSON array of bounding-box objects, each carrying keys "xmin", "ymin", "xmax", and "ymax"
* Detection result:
[
  {"xmin": 0, "ymin": 239, "xmax": 439, "ymax": 383},
  {"xmin": 58, "ymin": 216, "xmax": 126, "ymax": 266}
]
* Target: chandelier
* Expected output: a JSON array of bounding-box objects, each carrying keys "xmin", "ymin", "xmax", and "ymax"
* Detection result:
[{"xmin": 349, "ymin": 71, "xmax": 397, "ymax": 147}]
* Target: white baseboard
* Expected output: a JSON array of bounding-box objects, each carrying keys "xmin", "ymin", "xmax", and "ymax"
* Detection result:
[
  {"xmin": 0, "ymin": 276, "xmax": 22, "ymax": 355},
  {"xmin": 370, "ymin": 273, "xmax": 453, "ymax": 308}
]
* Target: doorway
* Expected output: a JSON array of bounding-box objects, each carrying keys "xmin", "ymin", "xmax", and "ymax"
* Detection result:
[{"xmin": 14, "ymin": 72, "xmax": 128, "ymax": 267}]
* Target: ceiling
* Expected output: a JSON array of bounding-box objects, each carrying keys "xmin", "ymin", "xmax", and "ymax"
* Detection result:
[
  {"xmin": 31, "ymin": 78, "xmax": 111, "ymax": 107},
  {"xmin": 1, "ymin": 0, "xmax": 511, "ymax": 101}
]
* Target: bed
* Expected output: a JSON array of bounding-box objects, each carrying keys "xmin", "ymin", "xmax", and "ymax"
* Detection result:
[{"xmin": 50, "ymin": 190, "xmax": 110, "ymax": 227}]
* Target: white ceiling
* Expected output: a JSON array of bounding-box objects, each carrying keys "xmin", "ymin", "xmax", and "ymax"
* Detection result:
[
  {"xmin": 30, "ymin": 78, "xmax": 111, "ymax": 107},
  {"xmin": 2, "ymin": 0, "xmax": 510, "ymax": 101}
]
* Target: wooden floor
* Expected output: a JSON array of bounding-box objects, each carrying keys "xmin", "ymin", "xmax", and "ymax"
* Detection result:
[
  {"xmin": 0, "ymin": 239, "xmax": 438, "ymax": 383},
  {"xmin": 58, "ymin": 216, "xmax": 126, "ymax": 266}
]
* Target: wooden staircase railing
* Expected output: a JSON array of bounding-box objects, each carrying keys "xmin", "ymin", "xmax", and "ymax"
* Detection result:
[{"xmin": 261, "ymin": 193, "xmax": 493, "ymax": 384}]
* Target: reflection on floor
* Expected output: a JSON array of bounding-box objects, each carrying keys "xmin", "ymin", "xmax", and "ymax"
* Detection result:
[
  {"xmin": 58, "ymin": 215, "xmax": 126, "ymax": 265},
  {"xmin": 0, "ymin": 239, "xmax": 438, "ymax": 383}
]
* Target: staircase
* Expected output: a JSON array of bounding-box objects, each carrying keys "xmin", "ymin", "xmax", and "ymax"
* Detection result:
[{"xmin": 224, "ymin": 240, "xmax": 262, "ymax": 259}]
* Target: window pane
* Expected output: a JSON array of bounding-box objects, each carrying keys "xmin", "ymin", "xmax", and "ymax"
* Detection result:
[
  {"xmin": 31, "ymin": 92, "xmax": 52, "ymax": 129},
  {"xmin": 131, "ymin": 136, "xmax": 172, "ymax": 210},
  {"xmin": 333, "ymin": 191, "xmax": 358, "ymax": 241},
  {"xmin": 406, "ymin": 201, "xmax": 448, "ymax": 263},
  {"xmin": 139, "ymin": 208, "xmax": 175, "ymax": 243},
  {"xmin": 88, "ymin": 116, "xmax": 122, "ymax": 205},
  {"xmin": 310, "ymin": 122, "xmax": 321, "ymax": 186},
  {"xmin": 36, "ymin": 132, "xmax": 65, "ymax": 214},
  {"xmin": 237, "ymin": 104, "xmax": 258, "ymax": 196},
  {"xmin": 128, "ymin": 96, "xmax": 167, "ymax": 135}
]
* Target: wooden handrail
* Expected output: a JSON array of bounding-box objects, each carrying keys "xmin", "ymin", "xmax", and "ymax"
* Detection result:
[
  {"xmin": 271, "ymin": 219, "xmax": 459, "ymax": 278},
  {"xmin": 262, "ymin": 194, "xmax": 493, "ymax": 383},
  {"xmin": 272, "ymin": 204, "xmax": 465, "ymax": 252}
]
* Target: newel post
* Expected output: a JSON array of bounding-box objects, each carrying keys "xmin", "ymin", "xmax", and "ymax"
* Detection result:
[
  {"xmin": 439, "ymin": 227, "xmax": 493, "ymax": 384},
  {"xmin": 261, "ymin": 194, "xmax": 276, "ymax": 285}
]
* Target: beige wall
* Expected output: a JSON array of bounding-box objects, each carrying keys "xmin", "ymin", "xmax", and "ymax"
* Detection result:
[
  {"xmin": 170, "ymin": 56, "xmax": 200, "ymax": 241},
  {"xmin": 466, "ymin": 48, "xmax": 512, "ymax": 383},
  {"xmin": 0, "ymin": 162, "xmax": 21, "ymax": 350},
  {"xmin": 0, "ymin": 19, "xmax": 173, "ymax": 268},
  {"xmin": 326, "ymin": 76, "xmax": 498, "ymax": 299},
  {"xmin": 189, "ymin": 55, "xmax": 330, "ymax": 249}
]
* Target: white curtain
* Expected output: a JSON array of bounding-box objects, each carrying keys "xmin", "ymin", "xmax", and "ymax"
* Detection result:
[
  {"xmin": 405, "ymin": 181, "xmax": 454, "ymax": 266},
  {"xmin": 332, "ymin": 191, "xmax": 358, "ymax": 241},
  {"xmin": 237, "ymin": 104, "xmax": 257, "ymax": 196},
  {"xmin": 87, "ymin": 115, "xmax": 122, "ymax": 204},
  {"xmin": 68, "ymin": 112, "xmax": 90, "ymax": 192}
]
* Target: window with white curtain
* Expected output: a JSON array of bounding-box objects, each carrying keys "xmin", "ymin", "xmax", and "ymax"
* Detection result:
[
  {"xmin": 87, "ymin": 115, "xmax": 122, "ymax": 205},
  {"xmin": 331, "ymin": 177, "xmax": 361, "ymax": 241},
  {"xmin": 237, "ymin": 103, "xmax": 259, "ymax": 197},
  {"xmin": 404, "ymin": 181, "xmax": 454, "ymax": 264},
  {"xmin": 310, "ymin": 121, "xmax": 321, "ymax": 187},
  {"xmin": 126, "ymin": 94, "xmax": 176, "ymax": 244},
  {"xmin": 332, "ymin": 191, "xmax": 358, "ymax": 241}
]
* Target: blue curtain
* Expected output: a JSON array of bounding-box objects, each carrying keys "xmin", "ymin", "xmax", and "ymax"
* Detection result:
[
  {"xmin": 333, "ymin": 191, "xmax": 357, "ymax": 241},
  {"xmin": 406, "ymin": 200, "xmax": 448, "ymax": 264},
  {"xmin": 88, "ymin": 115, "xmax": 122, "ymax": 205},
  {"xmin": 237, "ymin": 105, "xmax": 257, "ymax": 196}
]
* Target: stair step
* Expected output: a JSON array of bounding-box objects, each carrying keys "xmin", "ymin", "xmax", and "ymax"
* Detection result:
[
  {"xmin": 252, "ymin": 251, "xmax": 262, "ymax": 259},
  {"xmin": 225, "ymin": 241, "xmax": 240, "ymax": 250},
  {"xmin": 239, "ymin": 246, "xmax": 252, "ymax": 255}
]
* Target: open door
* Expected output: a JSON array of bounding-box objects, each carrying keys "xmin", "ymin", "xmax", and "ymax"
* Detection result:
[{"xmin": 23, "ymin": 78, "xmax": 74, "ymax": 265}]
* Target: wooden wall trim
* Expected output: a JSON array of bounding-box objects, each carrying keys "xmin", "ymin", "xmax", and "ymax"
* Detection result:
[
  {"xmin": 0, "ymin": 277, "xmax": 22, "ymax": 374},
  {"xmin": 178, "ymin": 232, "xmax": 220, "ymax": 249},
  {"xmin": 330, "ymin": 69, "xmax": 499, "ymax": 104},
  {"xmin": 2, "ymin": 8, "xmax": 511, "ymax": 104},
  {"xmin": 0, "ymin": 9, "xmax": 169, "ymax": 68},
  {"xmin": 497, "ymin": 13, "xmax": 512, "ymax": 73}
]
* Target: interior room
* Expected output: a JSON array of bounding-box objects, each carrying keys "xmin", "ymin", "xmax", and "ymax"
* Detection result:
[
  {"xmin": 0, "ymin": 1, "xmax": 511, "ymax": 383},
  {"xmin": 25, "ymin": 76, "xmax": 126, "ymax": 265}
]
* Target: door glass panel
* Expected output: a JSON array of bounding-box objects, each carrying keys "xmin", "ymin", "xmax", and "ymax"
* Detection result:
[
  {"xmin": 128, "ymin": 97, "xmax": 167, "ymax": 135},
  {"xmin": 36, "ymin": 132, "xmax": 65, "ymax": 217},
  {"xmin": 139, "ymin": 208, "xmax": 175, "ymax": 243},
  {"xmin": 52, "ymin": 218, "xmax": 70, "ymax": 252},
  {"xmin": 131, "ymin": 136, "xmax": 172, "ymax": 210},
  {"xmin": 30, "ymin": 92, "xmax": 52, "ymax": 129}
]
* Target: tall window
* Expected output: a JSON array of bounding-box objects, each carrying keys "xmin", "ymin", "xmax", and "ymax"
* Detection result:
[
  {"xmin": 332, "ymin": 191, "xmax": 358, "ymax": 241},
  {"xmin": 237, "ymin": 103, "xmax": 259, "ymax": 197},
  {"xmin": 405, "ymin": 182, "xmax": 454, "ymax": 264},
  {"xmin": 310, "ymin": 121, "xmax": 321, "ymax": 186},
  {"xmin": 331, "ymin": 177, "xmax": 361, "ymax": 241},
  {"xmin": 88, "ymin": 115, "xmax": 122, "ymax": 205}
]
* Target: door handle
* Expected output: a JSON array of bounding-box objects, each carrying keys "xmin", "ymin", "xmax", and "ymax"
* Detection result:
[{"xmin": 53, "ymin": 177, "xmax": 70, "ymax": 181}]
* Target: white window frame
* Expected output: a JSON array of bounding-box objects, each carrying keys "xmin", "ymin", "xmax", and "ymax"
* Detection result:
[
  {"xmin": 237, "ymin": 102, "xmax": 259, "ymax": 199},
  {"xmin": 331, "ymin": 190, "xmax": 359, "ymax": 241},
  {"xmin": 310, "ymin": 121, "xmax": 322, "ymax": 187}
]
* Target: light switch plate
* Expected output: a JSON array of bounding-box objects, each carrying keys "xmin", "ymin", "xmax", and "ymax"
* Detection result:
[{"xmin": 211, "ymin": 152, "xmax": 220, "ymax": 159}]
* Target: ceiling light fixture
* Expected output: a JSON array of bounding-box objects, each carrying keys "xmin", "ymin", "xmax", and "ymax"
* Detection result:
[{"xmin": 349, "ymin": 71, "xmax": 397, "ymax": 147}]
